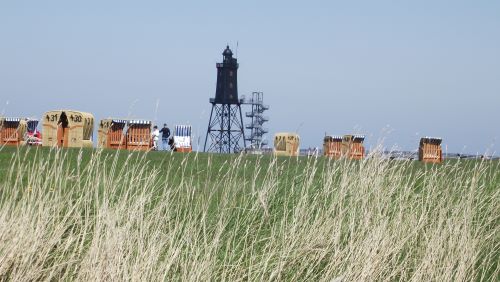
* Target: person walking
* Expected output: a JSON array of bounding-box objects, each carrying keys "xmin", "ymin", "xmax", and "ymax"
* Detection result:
[
  {"xmin": 151, "ymin": 125, "xmax": 160, "ymax": 151},
  {"xmin": 159, "ymin": 123, "xmax": 171, "ymax": 151}
]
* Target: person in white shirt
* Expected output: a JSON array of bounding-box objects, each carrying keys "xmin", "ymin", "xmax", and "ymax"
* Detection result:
[{"xmin": 151, "ymin": 126, "xmax": 160, "ymax": 151}]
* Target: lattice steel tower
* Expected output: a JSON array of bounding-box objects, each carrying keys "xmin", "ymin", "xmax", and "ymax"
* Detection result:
[
  {"xmin": 244, "ymin": 92, "xmax": 269, "ymax": 149},
  {"xmin": 204, "ymin": 46, "xmax": 246, "ymax": 153}
]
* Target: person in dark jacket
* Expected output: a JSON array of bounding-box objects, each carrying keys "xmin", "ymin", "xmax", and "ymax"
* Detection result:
[{"xmin": 159, "ymin": 123, "xmax": 171, "ymax": 151}]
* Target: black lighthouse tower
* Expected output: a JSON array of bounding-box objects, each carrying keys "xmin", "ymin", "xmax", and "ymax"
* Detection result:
[{"xmin": 204, "ymin": 46, "xmax": 246, "ymax": 153}]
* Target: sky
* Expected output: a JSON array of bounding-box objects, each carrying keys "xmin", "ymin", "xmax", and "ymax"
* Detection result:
[{"xmin": 1, "ymin": 0, "xmax": 499, "ymax": 154}]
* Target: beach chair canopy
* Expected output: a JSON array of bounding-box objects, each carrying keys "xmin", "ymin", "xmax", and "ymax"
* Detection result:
[
  {"xmin": 420, "ymin": 136, "xmax": 442, "ymax": 145},
  {"xmin": 324, "ymin": 135, "xmax": 343, "ymax": 142}
]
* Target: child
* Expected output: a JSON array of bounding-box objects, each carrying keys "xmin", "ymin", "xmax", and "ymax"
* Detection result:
[{"xmin": 151, "ymin": 126, "xmax": 160, "ymax": 151}]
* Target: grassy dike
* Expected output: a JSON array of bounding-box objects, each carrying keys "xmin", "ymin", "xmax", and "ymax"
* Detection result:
[{"xmin": 0, "ymin": 146, "xmax": 498, "ymax": 281}]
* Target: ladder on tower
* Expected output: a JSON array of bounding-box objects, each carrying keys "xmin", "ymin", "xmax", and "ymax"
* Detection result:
[{"xmin": 241, "ymin": 92, "xmax": 269, "ymax": 151}]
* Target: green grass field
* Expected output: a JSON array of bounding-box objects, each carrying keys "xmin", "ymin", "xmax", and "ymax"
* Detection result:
[{"xmin": 0, "ymin": 146, "xmax": 498, "ymax": 281}]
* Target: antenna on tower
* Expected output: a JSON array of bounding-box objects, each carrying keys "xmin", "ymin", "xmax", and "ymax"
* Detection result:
[{"xmin": 236, "ymin": 41, "xmax": 239, "ymax": 58}]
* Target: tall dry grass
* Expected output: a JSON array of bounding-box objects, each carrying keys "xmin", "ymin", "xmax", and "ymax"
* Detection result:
[{"xmin": 0, "ymin": 147, "xmax": 498, "ymax": 281}]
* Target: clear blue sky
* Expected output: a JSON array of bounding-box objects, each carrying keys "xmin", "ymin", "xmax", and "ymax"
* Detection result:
[{"xmin": 1, "ymin": 1, "xmax": 499, "ymax": 154}]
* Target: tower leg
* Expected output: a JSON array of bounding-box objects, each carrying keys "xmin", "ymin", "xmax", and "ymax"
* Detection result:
[
  {"xmin": 228, "ymin": 104, "xmax": 231, "ymax": 152},
  {"xmin": 204, "ymin": 104, "xmax": 215, "ymax": 152},
  {"xmin": 219, "ymin": 104, "xmax": 224, "ymax": 153},
  {"xmin": 238, "ymin": 104, "xmax": 246, "ymax": 150}
]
